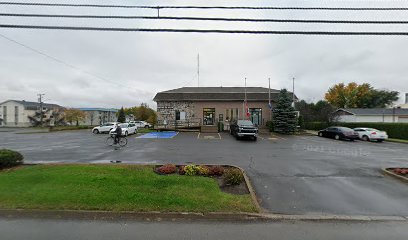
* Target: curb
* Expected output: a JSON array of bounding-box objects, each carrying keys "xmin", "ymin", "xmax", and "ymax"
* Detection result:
[
  {"xmin": 233, "ymin": 165, "xmax": 263, "ymax": 213},
  {"xmin": 0, "ymin": 209, "xmax": 406, "ymax": 222},
  {"xmin": 382, "ymin": 168, "xmax": 408, "ymax": 183}
]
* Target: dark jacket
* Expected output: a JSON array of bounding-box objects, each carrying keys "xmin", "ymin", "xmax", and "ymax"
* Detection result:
[{"xmin": 115, "ymin": 126, "xmax": 122, "ymax": 136}]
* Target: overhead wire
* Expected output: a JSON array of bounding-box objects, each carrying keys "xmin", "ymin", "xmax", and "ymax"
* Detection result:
[
  {"xmin": 0, "ymin": 33, "xmax": 144, "ymax": 93},
  {"xmin": 1, "ymin": 13, "xmax": 408, "ymax": 24},
  {"xmin": 1, "ymin": 2, "xmax": 408, "ymax": 11},
  {"xmin": 1, "ymin": 24, "xmax": 408, "ymax": 35}
]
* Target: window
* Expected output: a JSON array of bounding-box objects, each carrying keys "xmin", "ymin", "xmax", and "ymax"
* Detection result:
[
  {"xmin": 175, "ymin": 110, "xmax": 180, "ymax": 120},
  {"xmin": 219, "ymin": 114, "xmax": 223, "ymax": 122},
  {"xmin": 226, "ymin": 109, "xmax": 229, "ymax": 121}
]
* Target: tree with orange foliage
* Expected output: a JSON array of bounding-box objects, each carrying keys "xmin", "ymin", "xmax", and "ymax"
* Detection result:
[{"xmin": 325, "ymin": 82, "xmax": 398, "ymax": 108}]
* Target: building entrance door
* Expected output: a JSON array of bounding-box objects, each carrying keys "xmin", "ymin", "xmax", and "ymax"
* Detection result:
[
  {"xmin": 250, "ymin": 108, "xmax": 262, "ymax": 126},
  {"xmin": 203, "ymin": 108, "xmax": 216, "ymax": 125}
]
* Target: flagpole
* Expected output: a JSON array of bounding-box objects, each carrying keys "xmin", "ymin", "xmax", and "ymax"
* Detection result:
[
  {"xmin": 269, "ymin": 78, "xmax": 272, "ymax": 122},
  {"xmin": 243, "ymin": 78, "xmax": 246, "ymax": 119}
]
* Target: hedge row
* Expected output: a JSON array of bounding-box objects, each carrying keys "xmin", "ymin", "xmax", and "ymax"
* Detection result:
[{"xmin": 304, "ymin": 122, "xmax": 408, "ymax": 140}]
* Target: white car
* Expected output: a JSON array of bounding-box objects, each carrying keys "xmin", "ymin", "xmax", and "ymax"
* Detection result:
[
  {"xmin": 109, "ymin": 123, "xmax": 137, "ymax": 136},
  {"xmin": 92, "ymin": 122, "xmax": 117, "ymax": 134},
  {"xmin": 131, "ymin": 121, "xmax": 152, "ymax": 129},
  {"xmin": 353, "ymin": 128, "xmax": 388, "ymax": 142}
]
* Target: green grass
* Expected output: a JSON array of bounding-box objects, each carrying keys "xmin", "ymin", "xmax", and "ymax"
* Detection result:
[
  {"xmin": 0, "ymin": 165, "xmax": 257, "ymax": 213},
  {"xmin": 137, "ymin": 128, "xmax": 156, "ymax": 133},
  {"xmin": 387, "ymin": 138, "xmax": 408, "ymax": 144}
]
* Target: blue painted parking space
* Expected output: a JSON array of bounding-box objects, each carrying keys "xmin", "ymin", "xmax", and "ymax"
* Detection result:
[{"xmin": 137, "ymin": 131, "xmax": 178, "ymax": 139}]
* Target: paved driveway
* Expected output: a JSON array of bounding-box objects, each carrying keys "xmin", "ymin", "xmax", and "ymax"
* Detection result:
[{"xmin": 1, "ymin": 129, "xmax": 408, "ymax": 216}]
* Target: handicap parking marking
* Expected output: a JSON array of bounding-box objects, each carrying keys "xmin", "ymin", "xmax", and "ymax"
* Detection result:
[{"xmin": 137, "ymin": 131, "xmax": 179, "ymax": 139}]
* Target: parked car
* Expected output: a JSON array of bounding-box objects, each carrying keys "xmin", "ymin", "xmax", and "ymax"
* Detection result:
[
  {"xmin": 353, "ymin": 128, "xmax": 388, "ymax": 142},
  {"xmin": 318, "ymin": 127, "xmax": 359, "ymax": 141},
  {"xmin": 131, "ymin": 121, "xmax": 152, "ymax": 129},
  {"xmin": 92, "ymin": 122, "xmax": 117, "ymax": 134},
  {"xmin": 109, "ymin": 123, "xmax": 137, "ymax": 136},
  {"xmin": 230, "ymin": 120, "xmax": 258, "ymax": 140}
]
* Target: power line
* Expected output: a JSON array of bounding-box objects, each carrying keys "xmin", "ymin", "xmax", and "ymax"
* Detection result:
[
  {"xmin": 2, "ymin": 13, "xmax": 408, "ymax": 24},
  {"xmin": 0, "ymin": 33, "xmax": 143, "ymax": 92},
  {"xmin": 1, "ymin": 2, "xmax": 408, "ymax": 11},
  {"xmin": 1, "ymin": 24, "xmax": 408, "ymax": 35}
]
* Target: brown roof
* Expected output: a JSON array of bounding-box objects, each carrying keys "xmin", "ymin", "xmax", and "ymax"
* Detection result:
[{"xmin": 154, "ymin": 87, "xmax": 294, "ymax": 102}]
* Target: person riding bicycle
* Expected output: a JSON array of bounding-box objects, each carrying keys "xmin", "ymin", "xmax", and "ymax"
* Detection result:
[{"xmin": 113, "ymin": 123, "xmax": 122, "ymax": 144}]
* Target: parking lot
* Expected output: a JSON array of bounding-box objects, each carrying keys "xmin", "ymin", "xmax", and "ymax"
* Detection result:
[{"xmin": 1, "ymin": 129, "xmax": 408, "ymax": 216}]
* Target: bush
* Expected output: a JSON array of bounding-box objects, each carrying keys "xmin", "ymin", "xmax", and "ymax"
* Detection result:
[
  {"xmin": 223, "ymin": 168, "xmax": 244, "ymax": 185},
  {"xmin": 265, "ymin": 121, "xmax": 274, "ymax": 132},
  {"xmin": 304, "ymin": 122, "xmax": 408, "ymax": 140},
  {"xmin": 178, "ymin": 165, "xmax": 186, "ymax": 175},
  {"xmin": 156, "ymin": 164, "xmax": 177, "ymax": 174},
  {"xmin": 208, "ymin": 166, "xmax": 224, "ymax": 176},
  {"xmin": 184, "ymin": 164, "xmax": 200, "ymax": 176},
  {"xmin": 197, "ymin": 166, "xmax": 210, "ymax": 176},
  {"xmin": 0, "ymin": 149, "xmax": 24, "ymax": 168}
]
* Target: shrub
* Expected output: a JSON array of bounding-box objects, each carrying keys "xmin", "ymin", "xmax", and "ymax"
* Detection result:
[
  {"xmin": 265, "ymin": 121, "xmax": 274, "ymax": 132},
  {"xmin": 393, "ymin": 168, "xmax": 408, "ymax": 175},
  {"xmin": 223, "ymin": 168, "xmax": 244, "ymax": 185},
  {"xmin": 0, "ymin": 149, "xmax": 24, "ymax": 168},
  {"xmin": 178, "ymin": 165, "xmax": 186, "ymax": 175},
  {"xmin": 208, "ymin": 166, "xmax": 224, "ymax": 176},
  {"xmin": 197, "ymin": 166, "xmax": 210, "ymax": 176},
  {"xmin": 184, "ymin": 164, "xmax": 200, "ymax": 176},
  {"xmin": 156, "ymin": 164, "xmax": 177, "ymax": 174}
]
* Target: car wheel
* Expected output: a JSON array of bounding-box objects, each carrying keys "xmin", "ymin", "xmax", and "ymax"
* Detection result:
[
  {"xmin": 318, "ymin": 132, "xmax": 323, "ymax": 137},
  {"xmin": 334, "ymin": 134, "xmax": 340, "ymax": 140},
  {"xmin": 253, "ymin": 136, "xmax": 257, "ymax": 141},
  {"xmin": 93, "ymin": 129, "xmax": 99, "ymax": 134},
  {"xmin": 145, "ymin": 125, "xmax": 149, "ymax": 129},
  {"xmin": 125, "ymin": 131, "xmax": 128, "ymax": 137},
  {"xmin": 362, "ymin": 135, "xmax": 370, "ymax": 141}
]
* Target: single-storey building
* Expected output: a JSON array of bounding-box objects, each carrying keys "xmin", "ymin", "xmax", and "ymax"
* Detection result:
[
  {"xmin": 76, "ymin": 108, "xmax": 118, "ymax": 126},
  {"xmin": 0, "ymin": 100, "xmax": 64, "ymax": 127},
  {"xmin": 333, "ymin": 108, "xmax": 408, "ymax": 123},
  {"xmin": 153, "ymin": 87, "xmax": 293, "ymax": 130}
]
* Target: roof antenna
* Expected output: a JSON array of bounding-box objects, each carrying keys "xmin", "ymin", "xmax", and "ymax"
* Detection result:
[{"xmin": 197, "ymin": 53, "xmax": 200, "ymax": 87}]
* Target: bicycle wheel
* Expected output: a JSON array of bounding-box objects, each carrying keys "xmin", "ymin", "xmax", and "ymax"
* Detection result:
[
  {"xmin": 106, "ymin": 136, "xmax": 115, "ymax": 146},
  {"xmin": 118, "ymin": 137, "xmax": 127, "ymax": 147}
]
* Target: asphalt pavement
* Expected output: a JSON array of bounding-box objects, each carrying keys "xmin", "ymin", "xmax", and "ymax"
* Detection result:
[
  {"xmin": 0, "ymin": 129, "xmax": 408, "ymax": 216},
  {"xmin": 1, "ymin": 218, "xmax": 408, "ymax": 240}
]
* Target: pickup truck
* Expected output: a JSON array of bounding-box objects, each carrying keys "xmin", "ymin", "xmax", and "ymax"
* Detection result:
[{"xmin": 230, "ymin": 120, "xmax": 258, "ymax": 141}]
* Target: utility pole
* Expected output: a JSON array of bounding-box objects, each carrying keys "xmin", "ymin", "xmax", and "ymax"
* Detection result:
[
  {"xmin": 38, "ymin": 93, "xmax": 45, "ymax": 126},
  {"xmin": 292, "ymin": 77, "xmax": 295, "ymax": 109}
]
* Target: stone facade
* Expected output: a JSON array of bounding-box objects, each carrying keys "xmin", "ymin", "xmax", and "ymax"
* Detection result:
[{"xmin": 156, "ymin": 101, "xmax": 196, "ymax": 122}]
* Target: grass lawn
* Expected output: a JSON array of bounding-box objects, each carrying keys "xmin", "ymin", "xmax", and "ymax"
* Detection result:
[
  {"xmin": 0, "ymin": 165, "xmax": 257, "ymax": 213},
  {"xmin": 137, "ymin": 128, "xmax": 156, "ymax": 133},
  {"xmin": 387, "ymin": 138, "xmax": 408, "ymax": 144}
]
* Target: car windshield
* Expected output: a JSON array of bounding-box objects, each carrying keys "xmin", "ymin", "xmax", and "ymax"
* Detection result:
[
  {"xmin": 238, "ymin": 120, "xmax": 254, "ymax": 126},
  {"xmin": 119, "ymin": 124, "xmax": 127, "ymax": 128}
]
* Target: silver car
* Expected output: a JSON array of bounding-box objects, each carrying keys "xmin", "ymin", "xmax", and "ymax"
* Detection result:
[{"xmin": 353, "ymin": 128, "xmax": 388, "ymax": 142}]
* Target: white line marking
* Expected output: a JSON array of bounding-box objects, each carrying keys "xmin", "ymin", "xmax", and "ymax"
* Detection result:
[
  {"xmin": 197, "ymin": 133, "xmax": 201, "ymax": 139},
  {"xmin": 218, "ymin": 133, "xmax": 222, "ymax": 140}
]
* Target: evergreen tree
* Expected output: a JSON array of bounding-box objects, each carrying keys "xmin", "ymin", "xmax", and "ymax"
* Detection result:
[
  {"xmin": 273, "ymin": 89, "xmax": 298, "ymax": 134},
  {"xmin": 117, "ymin": 107, "xmax": 126, "ymax": 123}
]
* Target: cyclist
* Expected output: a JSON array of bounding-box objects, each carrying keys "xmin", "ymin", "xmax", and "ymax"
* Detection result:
[{"xmin": 113, "ymin": 123, "xmax": 122, "ymax": 144}]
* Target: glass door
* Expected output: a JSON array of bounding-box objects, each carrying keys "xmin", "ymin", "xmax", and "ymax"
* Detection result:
[
  {"xmin": 203, "ymin": 108, "xmax": 216, "ymax": 125},
  {"xmin": 250, "ymin": 108, "xmax": 262, "ymax": 126}
]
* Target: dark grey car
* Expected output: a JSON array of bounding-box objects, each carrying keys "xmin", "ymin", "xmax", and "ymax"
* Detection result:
[{"xmin": 230, "ymin": 120, "xmax": 258, "ymax": 141}]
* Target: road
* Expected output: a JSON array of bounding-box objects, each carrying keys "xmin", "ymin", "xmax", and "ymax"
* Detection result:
[
  {"xmin": 1, "ymin": 218, "xmax": 408, "ymax": 240},
  {"xmin": 1, "ymin": 129, "xmax": 408, "ymax": 216}
]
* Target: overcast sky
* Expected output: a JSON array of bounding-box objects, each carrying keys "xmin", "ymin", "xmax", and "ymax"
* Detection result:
[{"xmin": 1, "ymin": 0, "xmax": 408, "ymax": 108}]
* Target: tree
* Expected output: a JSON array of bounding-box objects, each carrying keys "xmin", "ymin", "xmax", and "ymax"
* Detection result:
[
  {"xmin": 325, "ymin": 82, "xmax": 399, "ymax": 108},
  {"xmin": 117, "ymin": 107, "xmax": 126, "ymax": 123},
  {"xmin": 64, "ymin": 109, "xmax": 86, "ymax": 126},
  {"xmin": 124, "ymin": 103, "xmax": 157, "ymax": 125},
  {"xmin": 296, "ymin": 100, "xmax": 338, "ymax": 124},
  {"xmin": 273, "ymin": 89, "xmax": 298, "ymax": 134}
]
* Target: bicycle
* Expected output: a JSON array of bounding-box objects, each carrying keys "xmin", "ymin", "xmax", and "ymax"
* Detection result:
[{"xmin": 106, "ymin": 133, "xmax": 127, "ymax": 147}]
